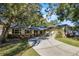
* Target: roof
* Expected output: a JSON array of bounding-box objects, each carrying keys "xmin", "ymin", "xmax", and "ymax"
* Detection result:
[
  {"xmin": 29, "ymin": 26, "xmax": 47, "ymax": 31},
  {"xmin": 57, "ymin": 24, "xmax": 71, "ymax": 27},
  {"xmin": 10, "ymin": 23, "xmax": 47, "ymax": 31},
  {"xmin": 10, "ymin": 23, "xmax": 28, "ymax": 29},
  {"xmin": 38, "ymin": 27, "xmax": 47, "ymax": 30},
  {"xmin": 29, "ymin": 26, "xmax": 39, "ymax": 31}
]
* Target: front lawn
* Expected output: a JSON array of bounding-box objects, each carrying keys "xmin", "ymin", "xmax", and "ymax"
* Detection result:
[
  {"xmin": 21, "ymin": 48, "xmax": 39, "ymax": 56},
  {"xmin": 55, "ymin": 30, "xmax": 79, "ymax": 47},
  {"xmin": 0, "ymin": 42, "xmax": 27, "ymax": 56},
  {"xmin": 0, "ymin": 37, "xmax": 39, "ymax": 56},
  {"xmin": 16, "ymin": 45, "xmax": 39, "ymax": 56},
  {"xmin": 56, "ymin": 37, "xmax": 79, "ymax": 47}
]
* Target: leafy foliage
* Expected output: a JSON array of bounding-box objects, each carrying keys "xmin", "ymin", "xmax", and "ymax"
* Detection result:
[
  {"xmin": 0, "ymin": 3, "xmax": 48, "ymax": 43},
  {"xmin": 46, "ymin": 4, "xmax": 79, "ymax": 22}
]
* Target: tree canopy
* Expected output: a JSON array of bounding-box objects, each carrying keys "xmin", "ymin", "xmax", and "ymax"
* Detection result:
[
  {"xmin": 0, "ymin": 3, "xmax": 49, "ymax": 43},
  {"xmin": 45, "ymin": 3, "xmax": 79, "ymax": 22}
]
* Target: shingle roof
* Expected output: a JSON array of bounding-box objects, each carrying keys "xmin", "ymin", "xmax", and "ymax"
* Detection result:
[
  {"xmin": 10, "ymin": 23, "xmax": 47, "ymax": 31},
  {"xmin": 29, "ymin": 26, "xmax": 47, "ymax": 31},
  {"xmin": 57, "ymin": 24, "xmax": 71, "ymax": 27},
  {"xmin": 10, "ymin": 23, "xmax": 28, "ymax": 29}
]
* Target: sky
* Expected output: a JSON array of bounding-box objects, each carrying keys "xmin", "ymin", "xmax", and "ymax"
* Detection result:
[{"xmin": 40, "ymin": 3, "xmax": 74, "ymax": 26}]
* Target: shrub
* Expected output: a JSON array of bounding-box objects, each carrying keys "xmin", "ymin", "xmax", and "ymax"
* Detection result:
[{"xmin": 55, "ymin": 31, "xmax": 63, "ymax": 38}]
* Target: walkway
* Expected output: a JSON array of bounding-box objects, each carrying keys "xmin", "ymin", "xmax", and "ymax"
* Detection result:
[{"xmin": 28, "ymin": 31, "xmax": 79, "ymax": 56}]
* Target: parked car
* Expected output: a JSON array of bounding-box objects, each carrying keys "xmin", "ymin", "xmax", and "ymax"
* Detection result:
[{"xmin": 74, "ymin": 31, "xmax": 79, "ymax": 37}]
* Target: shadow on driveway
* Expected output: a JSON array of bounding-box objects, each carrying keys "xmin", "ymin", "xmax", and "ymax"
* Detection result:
[{"xmin": 28, "ymin": 36, "xmax": 49, "ymax": 47}]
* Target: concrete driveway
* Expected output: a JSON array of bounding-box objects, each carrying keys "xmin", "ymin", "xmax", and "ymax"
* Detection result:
[{"xmin": 28, "ymin": 31, "xmax": 79, "ymax": 56}]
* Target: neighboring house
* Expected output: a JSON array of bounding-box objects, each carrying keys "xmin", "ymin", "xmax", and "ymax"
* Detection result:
[
  {"xmin": 72, "ymin": 30, "xmax": 79, "ymax": 37},
  {"xmin": 57, "ymin": 24, "xmax": 73, "ymax": 37},
  {"xmin": 57, "ymin": 24, "xmax": 79, "ymax": 37},
  {"xmin": 57, "ymin": 24, "xmax": 71, "ymax": 29}
]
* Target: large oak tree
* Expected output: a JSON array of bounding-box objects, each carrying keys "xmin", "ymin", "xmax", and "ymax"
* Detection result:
[{"xmin": 0, "ymin": 3, "xmax": 47, "ymax": 43}]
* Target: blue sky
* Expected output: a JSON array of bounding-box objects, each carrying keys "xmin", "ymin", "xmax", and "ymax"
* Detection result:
[{"xmin": 40, "ymin": 3, "xmax": 74, "ymax": 26}]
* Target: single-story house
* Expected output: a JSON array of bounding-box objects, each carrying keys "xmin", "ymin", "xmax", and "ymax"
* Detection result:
[
  {"xmin": 0, "ymin": 23, "xmax": 54, "ymax": 39},
  {"xmin": 8, "ymin": 24, "xmax": 48, "ymax": 38},
  {"xmin": 7, "ymin": 23, "xmax": 31, "ymax": 38},
  {"xmin": 28, "ymin": 26, "xmax": 48, "ymax": 37}
]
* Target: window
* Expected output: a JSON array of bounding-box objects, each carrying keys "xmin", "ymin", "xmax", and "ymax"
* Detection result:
[
  {"xmin": 12, "ymin": 29, "xmax": 20, "ymax": 35},
  {"xmin": 25, "ymin": 30, "xmax": 30, "ymax": 33}
]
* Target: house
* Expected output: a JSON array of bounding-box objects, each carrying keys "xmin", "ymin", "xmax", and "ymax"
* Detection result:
[
  {"xmin": 8, "ymin": 24, "xmax": 48, "ymax": 39},
  {"xmin": 29, "ymin": 26, "xmax": 47, "ymax": 37},
  {"xmin": 57, "ymin": 24, "xmax": 73, "ymax": 37},
  {"xmin": 0, "ymin": 23, "xmax": 52, "ymax": 39},
  {"xmin": 8, "ymin": 24, "xmax": 31, "ymax": 38}
]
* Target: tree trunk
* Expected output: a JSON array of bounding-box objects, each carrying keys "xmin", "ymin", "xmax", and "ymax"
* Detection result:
[{"xmin": 0, "ymin": 24, "xmax": 10, "ymax": 44}]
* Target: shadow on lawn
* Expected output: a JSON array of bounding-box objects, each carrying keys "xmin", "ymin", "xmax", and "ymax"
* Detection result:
[
  {"xmin": 0, "ymin": 38, "xmax": 20, "ymax": 48},
  {"xmin": 0, "ymin": 35, "xmax": 49, "ymax": 56}
]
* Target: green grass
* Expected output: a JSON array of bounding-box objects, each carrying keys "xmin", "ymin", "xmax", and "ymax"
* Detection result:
[
  {"xmin": 0, "ymin": 43, "xmax": 11, "ymax": 48},
  {"xmin": 55, "ymin": 31, "xmax": 79, "ymax": 47},
  {"xmin": 21, "ymin": 48, "xmax": 39, "ymax": 56},
  {"xmin": 56, "ymin": 38, "xmax": 79, "ymax": 47},
  {"xmin": 0, "ymin": 41, "xmax": 28, "ymax": 56},
  {"xmin": 16, "ymin": 45, "xmax": 39, "ymax": 56},
  {"xmin": 0, "ymin": 44, "xmax": 16, "ymax": 51},
  {"xmin": 0, "ymin": 40, "xmax": 39, "ymax": 56}
]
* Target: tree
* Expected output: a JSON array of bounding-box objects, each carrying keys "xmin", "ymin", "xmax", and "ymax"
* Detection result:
[
  {"xmin": 0, "ymin": 4, "xmax": 25, "ymax": 43},
  {"xmin": 54, "ymin": 4, "xmax": 79, "ymax": 30},
  {"xmin": 47, "ymin": 3, "xmax": 79, "ymax": 22},
  {"xmin": 50, "ymin": 20, "xmax": 60, "ymax": 25},
  {"xmin": 0, "ymin": 3, "xmax": 44, "ymax": 43}
]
